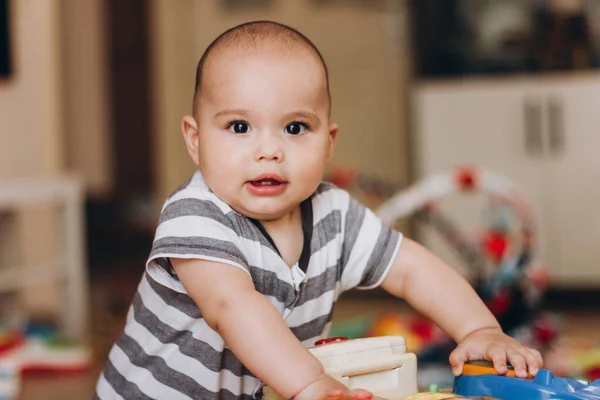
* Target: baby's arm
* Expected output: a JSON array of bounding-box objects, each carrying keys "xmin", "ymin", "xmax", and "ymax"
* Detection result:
[
  {"xmin": 380, "ymin": 238, "xmax": 542, "ymax": 377},
  {"xmin": 171, "ymin": 258, "xmax": 347, "ymax": 400}
]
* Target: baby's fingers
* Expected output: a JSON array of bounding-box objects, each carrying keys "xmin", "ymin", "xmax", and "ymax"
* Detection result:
[
  {"xmin": 449, "ymin": 346, "xmax": 469, "ymax": 376},
  {"xmin": 525, "ymin": 348, "xmax": 543, "ymax": 376},
  {"xmin": 506, "ymin": 348, "xmax": 528, "ymax": 378},
  {"xmin": 346, "ymin": 389, "xmax": 373, "ymax": 399},
  {"xmin": 486, "ymin": 344, "xmax": 508, "ymax": 375},
  {"xmin": 325, "ymin": 388, "xmax": 373, "ymax": 399},
  {"xmin": 325, "ymin": 389, "xmax": 344, "ymax": 397}
]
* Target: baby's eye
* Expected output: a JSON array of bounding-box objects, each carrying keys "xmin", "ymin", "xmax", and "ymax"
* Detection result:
[
  {"xmin": 284, "ymin": 122, "xmax": 309, "ymax": 135},
  {"xmin": 227, "ymin": 121, "xmax": 250, "ymax": 134}
]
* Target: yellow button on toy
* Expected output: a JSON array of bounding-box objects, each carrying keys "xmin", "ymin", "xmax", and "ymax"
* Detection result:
[{"xmin": 462, "ymin": 360, "xmax": 533, "ymax": 378}]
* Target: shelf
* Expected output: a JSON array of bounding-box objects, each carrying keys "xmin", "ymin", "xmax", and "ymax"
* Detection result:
[
  {"xmin": 0, "ymin": 175, "xmax": 88, "ymax": 338},
  {"xmin": 0, "ymin": 176, "xmax": 81, "ymax": 209}
]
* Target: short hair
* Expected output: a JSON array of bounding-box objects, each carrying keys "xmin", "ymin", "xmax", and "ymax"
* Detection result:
[{"xmin": 192, "ymin": 20, "xmax": 330, "ymax": 115}]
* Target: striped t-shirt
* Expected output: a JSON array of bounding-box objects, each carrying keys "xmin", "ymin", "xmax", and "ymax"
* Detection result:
[{"xmin": 95, "ymin": 171, "xmax": 402, "ymax": 400}]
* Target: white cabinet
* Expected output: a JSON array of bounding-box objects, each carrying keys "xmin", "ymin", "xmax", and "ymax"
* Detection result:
[
  {"xmin": 541, "ymin": 77, "xmax": 600, "ymax": 284},
  {"xmin": 412, "ymin": 74, "xmax": 600, "ymax": 286}
]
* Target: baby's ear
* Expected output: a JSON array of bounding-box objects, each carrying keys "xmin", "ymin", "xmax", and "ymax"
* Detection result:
[
  {"xmin": 181, "ymin": 116, "xmax": 200, "ymax": 165},
  {"xmin": 326, "ymin": 122, "xmax": 339, "ymax": 162}
]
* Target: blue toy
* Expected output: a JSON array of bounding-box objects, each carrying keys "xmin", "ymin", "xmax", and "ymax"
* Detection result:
[{"xmin": 454, "ymin": 367, "xmax": 600, "ymax": 399}]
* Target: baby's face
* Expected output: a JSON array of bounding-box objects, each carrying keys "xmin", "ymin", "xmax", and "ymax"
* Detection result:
[{"xmin": 189, "ymin": 47, "xmax": 337, "ymax": 221}]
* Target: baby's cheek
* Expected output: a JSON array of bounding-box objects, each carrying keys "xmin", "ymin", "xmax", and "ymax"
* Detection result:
[
  {"xmin": 297, "ymin": 160, "xmax": 326, "ymax": 187},
  {"xmin": 300, "ymin": 146, "xmax": 328, "ymax": 170}
]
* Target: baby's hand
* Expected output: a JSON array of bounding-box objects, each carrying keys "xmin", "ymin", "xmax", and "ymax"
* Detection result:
[
  {"xmin": 321, "ymin": 388, "xmax": 386, "ymax": 400},
  {"xmin": 449, "ymin": 327, "xmax": 543, "ymax": 378},
  {"xmin": 293, "ymin": 375, "xmax": 386, "ymax": 400}
]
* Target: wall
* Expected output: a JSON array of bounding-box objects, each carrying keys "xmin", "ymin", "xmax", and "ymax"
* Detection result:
[
  {"xmin": 60, "ymin": 0, "xmax": 113, "ymax": 198},
  {"xmin": 149, "ymin": 0, "xmax": 411, "ymax": 209},
  {"xmin": 0, "ymin": 0, "xmax": 113, "ymax": 196},
  {"xmin": 0, "ymin": 0, "xmax": 64, "ymax": 317},
  {"xmin": 0, "ymin": 0, "xmax": 64, "ymax": 177}
]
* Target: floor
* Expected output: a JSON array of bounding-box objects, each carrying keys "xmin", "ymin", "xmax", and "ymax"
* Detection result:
[{"xmin": 15, "ymin": 269, "xmax": 600, "ymax": 399}]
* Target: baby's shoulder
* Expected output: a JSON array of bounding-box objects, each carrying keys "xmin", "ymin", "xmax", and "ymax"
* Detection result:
[
  {"xmin": 313, "ymin": 181, "xmax": 353, "ymax": 211},
  {"xmin": 154, "ymin": 173, "xmax": 247, "ymax": 242},
  {"xmin": 161, "ymin": 173, "xmax": 233, "ymax": 217}
]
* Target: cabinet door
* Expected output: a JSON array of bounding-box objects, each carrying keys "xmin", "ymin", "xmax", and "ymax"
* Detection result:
[
  {"xmin": 412, "ymin": 80, "xmax": 550, "ymax": 279},
  {"xmin": 540, "ymin": 76, "xmax": 600, "ymax": 285}
]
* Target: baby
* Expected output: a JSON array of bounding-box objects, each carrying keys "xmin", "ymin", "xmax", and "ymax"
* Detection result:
[{"xmin": 95, "ymin": 21, "xmax": 542, "ymax": 400}]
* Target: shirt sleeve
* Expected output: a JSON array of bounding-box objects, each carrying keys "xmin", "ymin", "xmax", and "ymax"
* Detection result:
[
  {"xmin": 146, "ymin": 196, "xmax": 250, "ymax": 292},
  {"xmin": 339, "ymin": 194, "xmax": 403, "ymax": 291}
]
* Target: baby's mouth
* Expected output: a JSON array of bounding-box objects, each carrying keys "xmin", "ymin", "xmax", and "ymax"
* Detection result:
[
  {"xmin": 246, "ymin": 175, "xmax": 289, "ymax": 195},
  {"xmin": 250, "ymin": 178, "xmax": 283, "ymax": 186}
]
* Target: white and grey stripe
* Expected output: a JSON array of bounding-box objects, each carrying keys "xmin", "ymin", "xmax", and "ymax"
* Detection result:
[{"xmin": 96, "ymin": 172, "xmax": 402, "ymax": 399}]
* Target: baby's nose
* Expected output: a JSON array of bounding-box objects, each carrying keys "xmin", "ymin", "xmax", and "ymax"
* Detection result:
[{"xmin": 254, "ymin": 133, "xmax": 284, "ymax": 162}]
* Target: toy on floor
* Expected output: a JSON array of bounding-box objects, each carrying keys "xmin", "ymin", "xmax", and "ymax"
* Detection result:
[
  {"xmin": 0, "ymin": 329, "xmax": 23, "ymax": 356},
  {"xmin": 8, "ymin": 320, "xmax": 93, "ymax": 375},
  {"xmin": 263, "ymin": 336, "xmax": 418, "ymax": 400},
  {"xmin": 330, "ymin": 313, "xmax": 448, "ymax": 353},
  {"xmin": 544, "ymin": 337, "xmax": 600, "ymax": 381},
  {"xmin": 454, "ymin": 360, "xmax": 600, "ymax": 399},
  {"xmin": 365, "ymin": 314, "xmax": 437, "ymax": 354},
  {"xmin": 0, "ymin": 361, "xmax": 19, "ymax": 400},
  {"xmin": 0, "ymin": 321, "xmax": 93, "ymax": 400},
  {"xmin": 0, "ymin": 326, "xmax": 22, "ymax": 400},
  {"xmin": 5, "ymin": 336, "xmax": 93, "ymax": 375}
]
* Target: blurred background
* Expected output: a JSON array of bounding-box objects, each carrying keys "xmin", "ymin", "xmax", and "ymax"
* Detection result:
[{"xmin": 1, "ymin": 0, "xmax": 600, "ymax": 398}]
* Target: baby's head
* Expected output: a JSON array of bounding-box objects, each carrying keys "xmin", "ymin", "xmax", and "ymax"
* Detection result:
[{"xmin": 182, "ymin": 21, "xmax": 338, "ymax": 221}]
